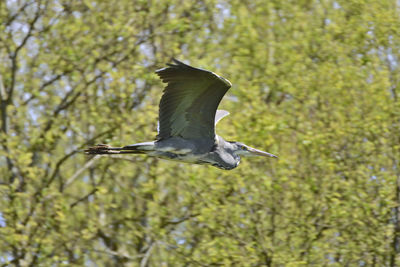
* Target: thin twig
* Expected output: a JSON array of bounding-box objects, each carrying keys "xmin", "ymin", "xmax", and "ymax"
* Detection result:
[
  {"xmin": 0, "ymin": 75, "xmax": 7, "ymax": 101},
  {"xmin": 140, "ymin": 241, "xmax": 155, "ymax": 267},
  {"xmin": 69, "ymin": 187, "xmax": 98, "ymax": 208},
  {"xmin": 63, "ymin": 155, "xmax": 100, "ymax": 188},
  {"xmin": 91, "ymin": 248, "xmax": 143, "ymax": 260}
]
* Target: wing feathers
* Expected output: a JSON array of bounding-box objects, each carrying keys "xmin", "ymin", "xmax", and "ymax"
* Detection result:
[
  {"xmin": 156, "ymin": 59, "xmax": 231, "ymax": 143},
  {"xmin": 215, "ymin": 110, "xmax": 230, "ymax": 125}
]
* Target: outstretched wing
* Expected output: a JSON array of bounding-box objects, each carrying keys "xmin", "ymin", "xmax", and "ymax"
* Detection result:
[{"xmin": 155, "ymin": 59, "xmax": 232, "ymax": 142}]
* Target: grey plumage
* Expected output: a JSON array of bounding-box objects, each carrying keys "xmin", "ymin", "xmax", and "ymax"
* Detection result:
[
  {"xmin": 85, "ymin": 59, "xmax": 277, "ymax": 170},
  {"xmin": 156, "ymin": 59, "xmax": 231, "ymax": 143}
]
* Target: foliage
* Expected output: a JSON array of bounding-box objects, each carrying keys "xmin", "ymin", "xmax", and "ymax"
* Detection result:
[{"xmin": 1, "ymin": 0, "xmax": 399, "ymax": 266}]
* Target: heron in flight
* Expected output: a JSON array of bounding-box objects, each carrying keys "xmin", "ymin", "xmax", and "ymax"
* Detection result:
[{"xmin": 85, "ymin": 59, "xmax": 277, "ymax": 170}]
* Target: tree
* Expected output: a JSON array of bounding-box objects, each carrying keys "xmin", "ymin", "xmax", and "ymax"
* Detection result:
[{"xmin": 1, "ymin": 0, "xmax": 399, "ymax": 266}]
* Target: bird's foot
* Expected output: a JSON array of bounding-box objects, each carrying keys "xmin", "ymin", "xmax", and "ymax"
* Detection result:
[{"xmin": 84, "ymin": 144, "xmax": 121, "ymax": 154}]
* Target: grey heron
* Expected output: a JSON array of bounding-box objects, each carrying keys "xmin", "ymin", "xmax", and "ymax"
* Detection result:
[{"xmin": 85, "ymin": 59, "xmax": 277, "ymax": 170}]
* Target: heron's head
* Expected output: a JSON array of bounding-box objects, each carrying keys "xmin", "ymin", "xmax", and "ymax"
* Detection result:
[{"xmin": 233, "ymin": 142, "xmax": 278, "ymax": 158}]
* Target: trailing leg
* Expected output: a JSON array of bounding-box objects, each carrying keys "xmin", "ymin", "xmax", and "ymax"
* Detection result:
[{"xmin": 85, "ymin": 142, "xmax": 155, "ymax": 155}]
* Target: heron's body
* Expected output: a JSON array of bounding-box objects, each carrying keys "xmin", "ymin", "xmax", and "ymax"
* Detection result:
[
  {"xmin": 85, "ymin": 59, "xmax": 277, "ymax": 170},
  {"xmin": 123, "ymin": 135, "xmax": 240, "ymax": 170}
]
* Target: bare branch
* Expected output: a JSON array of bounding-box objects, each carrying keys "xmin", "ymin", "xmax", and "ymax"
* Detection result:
[
  {"xmin": 69, "ymin": 187, "xmax": 98, "ymax": 208},
  {"xmin": 0, "ymin": 75, "xmax": 7, "ymax": 101},
  {"xmin": 90, "ymin": 248, "xmax": 143, "ymax": 261},
  {"xmin": 4, "ymin": 1, "xmax": 35, "ymax": 27},
  {"xmin": 140, "ymin": 241, "xmax": 155, "ymax": 267},
  {"xmin": 45, "ymin": 127, "xmax": 117, "ymax": 188},
  {"xmin": 63, "ymin": 155, "xmax": 100, "ymax": 189},
  {"xmin": 23, "ymin": 71, "xmax": 72, "ymax": 105},
  {"xmin": 8, "ymin": 6, "xmax": 41, "ymax": 103}
]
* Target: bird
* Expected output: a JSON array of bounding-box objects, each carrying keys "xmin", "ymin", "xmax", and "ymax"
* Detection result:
[{"xmin": 85, "ymin": 59, "xmax": 277, "ymax": 170}]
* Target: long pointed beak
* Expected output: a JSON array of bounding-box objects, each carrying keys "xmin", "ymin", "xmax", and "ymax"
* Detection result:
[{"xmin": 247, "ymin": 147, "xmax": 278, "ymax": 158}]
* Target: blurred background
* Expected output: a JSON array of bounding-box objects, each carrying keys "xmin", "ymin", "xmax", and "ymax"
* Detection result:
[{"xmin": 1, "ymin": 0, "xmax": 400, "ymax": 266}]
